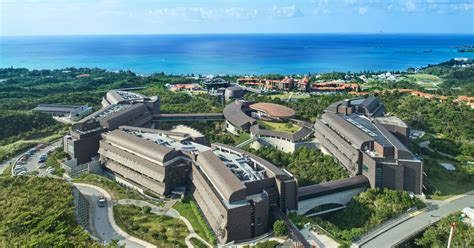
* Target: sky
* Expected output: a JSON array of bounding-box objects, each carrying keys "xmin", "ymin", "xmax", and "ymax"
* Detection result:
[{"xmin": 0, "ymin": 0, "xmax": 473, "ymax": 36}]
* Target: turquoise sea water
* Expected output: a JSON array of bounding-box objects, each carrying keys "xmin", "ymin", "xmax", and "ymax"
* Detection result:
[{"xmin": 1, "ymin": 34, "xmax": 473, "ymax": 75}]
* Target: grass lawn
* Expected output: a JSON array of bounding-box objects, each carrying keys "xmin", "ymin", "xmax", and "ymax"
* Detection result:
[
  {"xmin": 422, "ymin": 153, "xmax": 474, "ymax": 200},
  {"xmin": 404, "ymin": 73, "xmax": 442, "ymax": 88},
  {"xmin": 234, "ymin": 132, "xmax": 251, "ymax": 144},
  {"xmin": 1, "ymin": 163, "xmax": 13, "ymax": 176},
  {"xmin": 114, "ymin": 205, "xmax": 189, "ymax": 247},
  {"xmin": 73, "ymin": 174, "xmax": 145, "ymax": 200},
  {"xmin": 257, "ymin": 120, "xmax": 301, "ymax": 133},
  {"xmin": 428, "ymin": 175, "xmax": 474, "ymax": 200},
  {"xmin": 189, "ymin": 237, "xmax": 208, "ymax": 248},
  {"xmin": 173, "ymin": 198, "xmax": 217, "ymax": 245},
  {"xmin": 407, "ymin": 73, "xmax": 442, "ymax": 82}
]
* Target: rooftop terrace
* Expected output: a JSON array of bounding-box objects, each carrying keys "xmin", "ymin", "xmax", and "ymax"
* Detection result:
[{"xmin": 121, "ymin": 127, "xmax": 267, "ymax": 183}]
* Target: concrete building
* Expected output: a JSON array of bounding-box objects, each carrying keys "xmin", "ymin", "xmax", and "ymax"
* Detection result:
[
  {"xmin": 224, "ymin": 100, "xmax": 314, "ymax": 153},
  {"xmin": 98, "ymin": 126, "xmax": 297, "ymax": 244},
  {"xmin": 32, "ymin": 104, "xmax": 93, "ymax": 120},
  {"xmin": 64, "ymin": 90, "xmax": 160, "ymax": 164},
  {"xmin": 297, "ymin": 77, "xmax": 310, "ymax": 92},
  {"xmin": 314, "ymin": 97, "xmax": 423, "ymax": 194},
  {"xmin": 224, "ymin": 86, "xmax": 244, "ymax": 101}
]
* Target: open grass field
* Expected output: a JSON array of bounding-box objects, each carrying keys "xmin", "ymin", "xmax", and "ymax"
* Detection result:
[
  {"xmin": 403, "ymin": 73, "xmax": 443, "ymax": 89},
  {"xmin": 114, "ymin": 205, "xmax": 189, "ymax": 247},
  {"xmin": 423, "ymin": 156, "xmax": 474, "ymax": 200},
  {"xmin": 257, "ymin": 120, "xmax": 301, "ymax": 133}
]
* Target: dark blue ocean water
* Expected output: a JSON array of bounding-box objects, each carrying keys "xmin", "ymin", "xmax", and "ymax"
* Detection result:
[{"xmin": 1, "ymin": 34, "xmax": 473, "ymax": 75}]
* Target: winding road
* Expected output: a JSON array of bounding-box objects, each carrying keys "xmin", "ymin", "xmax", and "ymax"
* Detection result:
[
  {"xmin": 359, "ymin": 192, "xmax": 474, "ymax": 248},
  {"xmin": 74, "ymin": 183, "xmax": 154, "ymax": 248},
  {"xmin": 74, "ymin": 183, "xmax": 212, "ymax": 248}
]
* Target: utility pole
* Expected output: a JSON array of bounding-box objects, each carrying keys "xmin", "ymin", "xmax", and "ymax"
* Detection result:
[{"xmin": 447, "ymin": 222, "xmax": 456, "ymax": 248}]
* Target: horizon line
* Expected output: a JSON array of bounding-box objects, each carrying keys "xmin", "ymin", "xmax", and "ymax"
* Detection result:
[{"xmin": 1, "ymin": 32, "xmax": 474, "ymax": 37}]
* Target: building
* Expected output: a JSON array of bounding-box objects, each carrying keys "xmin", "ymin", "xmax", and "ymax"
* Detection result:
[
  {"xmin": 248, "ymin": 102, "xmax": 296, "ymax": 122},
  {"xmin": 314, "ymin": 97, "xmax": 423, "ymax": 194},
  {"xmin": 224, "ymin": 86, "xmax": 244, "ymax": 101},
  {"xmin": 32, "ymin": 104, "xmax": 93, "ymax": 121},
  {"xmin": 237, "ymin": 77, "xmax": 294, "ymax": 91},
  {"xmin": 297, "ymin": 77, "xmax": 310, "ymax": 92},
  {"xmin": 312, "ymin": 81, "xmax": 359, "ymax": 93},
  {"xmin": 224, "ymin": 101, "xmax": 314, "ymax": 153},
  {"xmin": 64, "ymin": 90, "xmax": 160, "ymax": 164},
  {"xmin": 98, "ymin": 126, "xmax": 297, "ymax": 243}
]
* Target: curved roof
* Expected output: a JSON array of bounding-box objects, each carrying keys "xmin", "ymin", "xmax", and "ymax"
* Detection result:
[
  {"xmin": 249, "ymin": 103, "xmax": 296, "ymax": 118},
  {"xmin": 196, "ymin": 150, "xmax": 246, "ymax": 203},
  {"xmin": 103, "ymin": 129, "xmax": 177, "ymax": 164},
  {"xmin": 223, "ymin": 101, "xmax": 256, "ymax": 128}
]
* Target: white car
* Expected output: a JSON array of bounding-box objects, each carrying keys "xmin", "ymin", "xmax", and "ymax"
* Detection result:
[
  {"xmin": 46, "ymin": 167, "xmax": 56, "ymax": 174},
  {"xmin": 37, "ymin": 163, "xmax": 46, "ymax": 169}
]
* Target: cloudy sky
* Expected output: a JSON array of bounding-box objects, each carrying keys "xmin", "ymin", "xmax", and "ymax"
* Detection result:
[{"xmin": 1, "ymin": 0, "xmax": 473, "ymax": 36}]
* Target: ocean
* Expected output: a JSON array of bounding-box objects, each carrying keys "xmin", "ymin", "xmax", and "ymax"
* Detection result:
[{"xmin": 0, "ymin": 34, "xmax": 473, "ymax": 75}]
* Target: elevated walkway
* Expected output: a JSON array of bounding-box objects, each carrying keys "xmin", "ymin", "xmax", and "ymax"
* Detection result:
[
  {"xmin": 297, "ymin": 176, "xmax": 369, "ymax": 216},
  {"xmin": 235, "ymin": 136, "xmax": 259, "ymax": 148}
]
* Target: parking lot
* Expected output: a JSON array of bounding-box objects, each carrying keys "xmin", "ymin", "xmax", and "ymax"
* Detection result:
[{"xmin": 12, "ymin": 141, "xmax": 62, "ymax": 177}]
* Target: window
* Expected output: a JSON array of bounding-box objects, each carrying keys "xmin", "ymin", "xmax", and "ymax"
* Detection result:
[{"xmin": 256, "ymin": 217, "xmax": 262, "ymax": 225}]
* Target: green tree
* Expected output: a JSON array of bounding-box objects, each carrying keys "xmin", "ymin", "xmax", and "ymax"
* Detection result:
[{"xmin": 273, "ymin": 220, "xmax": 288, "ymax": 236}]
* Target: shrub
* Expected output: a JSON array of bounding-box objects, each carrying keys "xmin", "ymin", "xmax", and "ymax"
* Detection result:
[{"xmin": 273, "ymin": 220, "xmax": 288, "ymax": 236}]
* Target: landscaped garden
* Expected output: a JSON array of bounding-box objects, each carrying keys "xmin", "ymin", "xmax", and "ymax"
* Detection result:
[
  {"xmin": 173, "ymin": 197, "xmax": 217, "ymax": 245},
  {"xmin": 256, "ymin": 119, "xmax": 301, "ymax": 133},
  {"xmin": 114, "ymin": 204, "xmax": 189, "ymax": 247}
]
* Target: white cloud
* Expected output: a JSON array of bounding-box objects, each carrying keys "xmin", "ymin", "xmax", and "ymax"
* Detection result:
[
  {"xmin": 272, "ymin": 5, "xmax": 304, "ymax": 19},
  {"xmin": 402, "ymin": 0, "xmax": 417, "ymax": 12},
  {"xmin": 313, "ymin": 0, "xmax": 330, "ymax": 15},
  {"xmin": 359, "ymin": 6, "xmax": 368, "ymax": 15},
  {"xmin": 146, "ymin": 7, "xmax": 259, "ymax": 22},
  {"xmin": 225, "ymin": 7, "xmax": 258, "ymax": 20}
]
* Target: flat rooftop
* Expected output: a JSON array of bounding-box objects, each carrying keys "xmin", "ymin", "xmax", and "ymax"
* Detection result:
[
  {"xmin": 121, "ymin": 127, "xmax": 267, "ymax": 183},
  {"xmin": 115, "ymin": 90, "xmax": 146, "ymax": 101},
  {"xmin": 341, "ymin": 113, "xmax": 391, "ymax": 147},
  {"xmin": 32, "ymin": 104, "xmax": 84, "ymax": 113},
  {"xmin": 94, "ymin": 104, "xmax": 132, "ymax": 121}
]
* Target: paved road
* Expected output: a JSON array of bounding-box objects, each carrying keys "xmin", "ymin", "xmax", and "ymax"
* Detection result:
[
  {"xmin": 361, "ymin": 192, "xmax": 474, "ymax": 248},
  {"xmin": 75, "ymin": 184, "xmax": 153, "ymax": 248}
]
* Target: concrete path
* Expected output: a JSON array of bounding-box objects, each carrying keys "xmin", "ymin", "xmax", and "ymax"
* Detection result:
[
  {"xmin": 358, "ymin": 191, "xmax": 474, "ymax": 248},
  {"xmin": 74, "ymin": 183, "xmax": 155, "ymax": 248},
  {"xmin": 300, "ymin": 227, "xmax": 339, "ymax": 248}
]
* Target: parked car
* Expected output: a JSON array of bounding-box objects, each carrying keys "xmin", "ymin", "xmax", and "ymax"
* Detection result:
[
  {"xmin": 37, "ymin": 163, "xmax": 46, "ymax": 169},
  {"xmin": 98, "ymin": 196, "xmax": 106, "ymax": 207},
  {"xmin": 16, "ymin": 170, "xmax": 27, "ymax": 176},
  {"xmin": 46, "ymin": 167, "xmax": 56, "ymax": 174},
  {"xmin": 38, "ymin": 155, "xmax": 47, "ymax": 163}
]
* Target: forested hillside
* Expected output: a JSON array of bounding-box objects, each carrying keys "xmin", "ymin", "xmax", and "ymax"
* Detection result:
[{"xmin": 0, "ymin": 176, "xmax": 99, "ymax": 247}]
